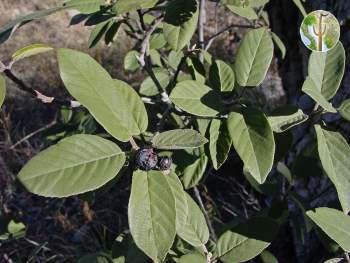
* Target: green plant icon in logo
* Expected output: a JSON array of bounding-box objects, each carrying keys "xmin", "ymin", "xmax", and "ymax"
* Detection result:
[{"xmin": 300, "ymin": 10, "xmax": 340, "ymax": 52}]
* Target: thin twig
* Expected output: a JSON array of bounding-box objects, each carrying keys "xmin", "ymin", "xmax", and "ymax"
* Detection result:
[
  {"xmin": 136, "ymin": 16, "xmax": 171, "ymax": 105},
  {"xmin": 2, "ymin": 69, "xmax": 80, "ymax": 108},
  {"xmin": 345, "ymin": 251, "xmax": 350, "ymax": 263},
  {"xmin": 205, "ymin": 23, "xmax": 258, "ymax": 51},
  {"xmin": 129, "ymin": 137, "xmax": 140, "ymax": 151},
  {"xmin": 10, "ymin": 117, "xmax": 57, "ymax": 150},
  {"xmin": 193, "ymin": 186, "xmax": 218, "ymax": 241},
  {"xmin": 198, "ymin": 0, "xmax": 206, "ymax": 62}
]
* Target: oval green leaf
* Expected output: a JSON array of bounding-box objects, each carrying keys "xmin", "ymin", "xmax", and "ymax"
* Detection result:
[
  {"xmin": 174, "ymin": 147, "xmax": 208, "ymax": 189},
  {"xmin": 209, "ymin": 119, "xmax": 232, "ymax": 170},
  {"xmin": 226, "ymin": 5, "xmax": 258, "ymax": 19},
  {"xmin": 57, "ymin": 48, "xmax": 148, "ymax": 142},
  {"xmin": 215, "ymin": 217, "xmax": 279, "ymax": 263},
  {"xmin": 165, "ymin": 172, "xmax": 188, "ymax": 231},
  {"xmin": 11, "ymin": 44, "xmax": 53, "ymax": 64},
  {"xmin": 152, "ymin": 129, "xmax": 208, "ymax": 150},
  {"xmin": 338, "ymin": 98, "xmax": 350, "ymax": 122},
  {"xmin": 18, "ymin": 134, "xmax": 126, "ymax": 197},
  {"xmin": 177, "ymin": 193, "xmax": 209, "ymax": 247},
  {"xmin": 128, "ymin": 170, "xmax": 176, "ymax": 262},
  {"xmin": 234, "ymin": 28, "xmax": 273, "ymax": 87},
  {"xmin": 140, "ymin": 71, "xmax": 169, "ymax": 97},
  {"xmin": 227, "ymin": 108, "xmax": 275, "ymax": 184},
  {"xmin": 315, "ymin": 125, "xmax": 350, "ymax": 214},
  {"xmin": 209, "ymin": 60, "xmax": 235, "ymax": 93},
  {"xmin": 268, "ymin": 105, "xmax": 308, "ymax": 133},
  {"xmin": 306, "ymin": 207, "xmax": 350, "ymax": 252},
  {"xmin": 302, "ymin": 77, "xmax": 337, "ymax": 113},
  {"xmin": 163, "ymin": 0, "xmax": 199, "ymax": 51},
  {"xmin": 179, "ymin": 253, "xmax": 206, "ymax": 263},
  {"xmin": 308, "ymin": 42, "xmax": 345, "ymax": 100},
  {"xmin": 170, "ymin": 80, "xmax": 225, "ymax": 117},
  {"xmin": 124, "ymin": 50, "xmax": 140, "ymax": 71}
]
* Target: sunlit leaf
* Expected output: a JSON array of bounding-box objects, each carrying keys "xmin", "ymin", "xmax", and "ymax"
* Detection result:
[
  {"xmin": 307, "ymin": 207, "xmax": 350, "ymax": 251},
  {"xmin": 170, "ymin": 80, "xmax": 225, "ymax": 117},
  {"xmin": 227, "ymin": 108, "xmax": 275, "ymax": 184},
  {"xmin": 215, "ymin": 217, "xmax": 279, "ymax": 263},
  {"xmin": 152, "ymin": 129, "xmax": 208, "ymax": 150},
  {"xmin": 11, "ymin": 44, "xmax": 54, "ymax": 64},
  {"xmin": 234, "ymin": 28, "xmax": 274, "ymax": 87},
  {"xmin": 128, "ymin": 170, "xmax": 176, "ymax": 261},
  {"xmin": 163, "ymin": 0, "xmax": 199, "ymax": 51},
  {"xmin": 18, "ymin": 135, "xmax": 126, "ymax": 197},
  {"xmin": 177, "ymin": 193, "xmax": 209, "ymax": 247},
  {"xmin": 308, "ymin": 42, "xmax": 345, "ymax": 100},
  {"xmin": 315, "ymin": 125, "xmax": 350, "ymax": 214},
  {"xmin": 209, "ymin": 60, "xmax": 235, "ymax": 93},
  {"xmin": 57, "ymin": 49, "xmax": 148, "ymax": 142}
]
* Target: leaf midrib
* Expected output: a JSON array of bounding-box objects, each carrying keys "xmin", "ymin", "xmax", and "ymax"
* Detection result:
[
  {"xmin": 63, "ymin": 52, "xmax": 131, "ymax": 136},
  {"xmin": 245, "ymin": 29, "xmax": 265, "ymax": 85},
  {"xmin": 21, "ymin": 151, "xmax": 122, "ymax": 180}
]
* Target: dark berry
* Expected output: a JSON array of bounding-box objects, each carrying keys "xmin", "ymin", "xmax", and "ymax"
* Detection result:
[
  {"xmin": 157, "ymin": 156, "xmax": 172, "ymax": 171},
  {"xmin": 135, "ymin": 148, "xmax": 158, "ymax": 171}
]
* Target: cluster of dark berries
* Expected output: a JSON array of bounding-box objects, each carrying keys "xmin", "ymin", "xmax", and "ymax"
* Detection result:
[{"xmin": 135, "ymin": 148, "xmax": 172, "ymax": 171}]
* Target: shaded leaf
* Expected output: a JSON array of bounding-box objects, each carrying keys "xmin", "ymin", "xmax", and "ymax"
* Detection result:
[
  {"xmin": 339, "ymin": 98, "xmax": 350, "ymax": 122},
  {"xmin": 88, "ymin": 20, "xmax": 113, "ymax": 48},
  {"xmin": 0, "ymin": 220, "xmax": 26, "ymax": 241},
  {"xmin": 209, "ymin": 119, "xmax": 232, "ymax": 170},
  {"xmin": 215, "ymin": 217, "xmax": 279, "ymax": 263},
  {"xmin": 140, "ymin": 71, "xmax": 169, "ymax": 97},
  {"xmin": 271, "ymin": 32, "xmax": 286, "ymax": 59},
  {"xmin": 177, "ymin": 193, "xmax": 209, "ymax": 247},
  {"xmin": 178, "ymin": 147, "xmax": 208, "ymax": 189},
  {"xmin": 152, "ymin": 129, "xmax": 208, "ymax": 150},
  {"xmin": 170, "ymin": 80, "xmax": 225, "ymax": 117},
  {"xmin": 129, "ymin": 170, "xmax": 176, "ymax": 261},
  {"xmin": 308, "ymin": 42, "xmax": 345, "ymax": 100},
  {"xmin": 227, "ymin": 108, "xmax": 275, "ymax": 184},
  {"xmin": 11, "ymin": 44, "xmax": 53, "ymax": 64},
  {"xmin": 315, "ymin": 125, "xmax": 350, "ymax": 214},
  {"xmin": 302, "ymin": 77, "xmax": 337, "ymax": 113},
  {"xmin": 104, "ymin": 21, "xmax": 122, "ymax": 45},
  {"xmin": 187, "ymin": 56, "xmax": 206, "ymax": 84},
  {"xmin": 0, "ymin": 6, "xmax": 68, "ymax": 44},
  {"xmin": 268, "ymin": 105, "xmax": 308, "ymax": 133},
  {"xmin": 179, "ymin": 253, "xmax": 206, "ymax": 263},
  {"xmin": 77, "ymin": 252, "xmax": 112, "ymax": 263},
  {"xmin": 292, "ymin": 0, "xmax": 307, "ymax": 17},
  {"xmin": 226, "ymin": 5, "xmax": 258, "ymax": 19},
  {"xmin": 18, "ymin": 135, "xmax": 126, "ymax": 197},
  {"xmin": 234, "ymin": 28, "xmax": 273, "ymax": 87},
  {"xmin": 260, "ymin": 250, "xmax": 278, "ymax": 263},
  {"xmin": 306, "ymin": 207, "xmax": 350, "ymax": 252},
  {"xmin": 124, "ymin": 50, "xmax": 140, "ymax": 71},
  {"xmin": 209, "ymin": 60, "xmax": 235, "ymax": 93},
  {"xmin": 163, "ymin": 0, "xmax": 199, "ymax": 51},
  {"xmin": 57, "ymin": 49, "xmax": 148, "ymax": 142}
]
